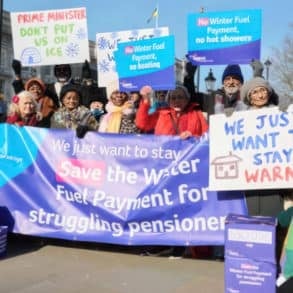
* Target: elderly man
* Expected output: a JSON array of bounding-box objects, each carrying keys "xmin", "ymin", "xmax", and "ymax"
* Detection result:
[{"xmin": 204, "ymin": 64, "xmax": 248, "ymax": 117}]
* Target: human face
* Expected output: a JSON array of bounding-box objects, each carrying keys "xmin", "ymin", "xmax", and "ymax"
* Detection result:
[
  {"xmin": 249, "ymin": 86, "xmax": 269, "ymax": 108},
  {"xmin": 110, "ymin": 91, "xmax": 127, "ymax": 106},
  {"xmin": 90, "ymin": 101, "xmax": 103, "ymax": 110},
  {"xmin": 19, "ymin": 96, "xmax": 36, "ymax": 118},
  {"xmin": 156, "ymin": 91, "xmax": 167, "ymax": 102},
  {"xmin": 28, "ymin": 82, "xmax": 42, "ymax": 99},
  {"xmin": 168, "ymin": 89, "xmax": 189, "ymax": 112},
  {"xmin": 223, "ymin": 76, "xmax": 242, "ymax": 96},
  {"xmin": 62, "ymin": 91, "xmax": 80, "ymax": 111}
]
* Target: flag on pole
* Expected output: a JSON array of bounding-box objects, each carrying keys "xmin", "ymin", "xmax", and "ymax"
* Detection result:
[{"xmin": 147, "ymin": 7, "xmax": 159, "ymax": 23}]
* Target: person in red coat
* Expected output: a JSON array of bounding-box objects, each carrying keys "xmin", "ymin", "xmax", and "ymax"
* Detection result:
[
  {"xmin": 136, "ymin": 85, "xmax": 209, "ymax": 258},
  {"xmin": 136, "ymin": 85, "xmax": 208, "ymax": 138}
]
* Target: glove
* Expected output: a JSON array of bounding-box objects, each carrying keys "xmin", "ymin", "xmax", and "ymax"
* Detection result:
[
  {"xmin": 76, "ymin": 125, "xmax": 89, "ymax": 139},
  {"xmin": 12, "ymin": 59, "xmax": 22, "ymax": 76}
]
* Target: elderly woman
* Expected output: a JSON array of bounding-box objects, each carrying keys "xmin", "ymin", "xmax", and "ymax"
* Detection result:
[
  {"xmin": 99, "ymin": 89, "xmax": 140, "ymax": 134},
  {"xmin": 136, "ymin": 85, "xmax": 208, "ymax": 138},
  {"xmin": 24, "ymin": 78, "xmax": 58, "ymax": 127},
  {"xmin": 50, "ymin": 84, "xmax": 99, "ymax": 138},
  {"xmin": 6, "ymin": 91, "xmax": 42, "ymax": 126},
  {"xmin": 241, "ymin": 77, "xmax": 279, "ymax": 109}
]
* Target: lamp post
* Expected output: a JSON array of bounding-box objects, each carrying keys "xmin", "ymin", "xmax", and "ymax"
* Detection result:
[
  {"xmin": 205, "ymin": 68, "xmax": 216, "ymax": 93},
  {"xmin": 264, "ymin": 58, "xmax": 272, "ymax": 81}
]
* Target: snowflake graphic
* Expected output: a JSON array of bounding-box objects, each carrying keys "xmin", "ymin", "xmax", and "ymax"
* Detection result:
[
  {"xmin": 75, "ymin": 27, "xmax": 87, "ymax": 40},
  {"xmin": 97, "ymin": 37, "xmax": 108, "ymax": 50},
  {"xmin": 99, "ymin": 59, "xmax": 111, "ymax": 73},
  {"xmin": 65, "ymin": 43, "xmax": 80, "ymax": 58}
]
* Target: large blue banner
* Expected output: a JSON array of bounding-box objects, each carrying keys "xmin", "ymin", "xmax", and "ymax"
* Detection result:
[
  {"xmin": 0, "ymin": 124, "xmax": 247, "ymax": 245},
  {"xmin": 187, "ymin": 9, "xmax": 261, "ymax": 65}
]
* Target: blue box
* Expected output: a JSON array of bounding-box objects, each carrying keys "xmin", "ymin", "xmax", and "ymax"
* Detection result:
[
  {"xmin": 225, "ymin": 214, "xmax": 277, "ymax": 293},
  {"xmin": 0, "ymin": 226, "xmax": 8, "ymax": 257},
  {"xmin": 225, "ymin": 214, "xmax": 277, "ymax": 263}
]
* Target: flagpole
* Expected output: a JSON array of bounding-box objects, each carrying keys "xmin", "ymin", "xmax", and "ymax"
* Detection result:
[{"xmin": 155, "ymin": 4, "xmax": 159, "ymax": 28}]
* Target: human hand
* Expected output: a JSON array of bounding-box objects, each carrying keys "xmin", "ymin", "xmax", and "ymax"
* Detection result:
[
  {"xmin": 76, "ymin": 125, "xmax": 89, "ymax": 139},
  {"xmin": 12, "ymin": 59, "xmax": 22, "ymax": 76},
  {"xmin": 180, "ymin": 130, "xmax": 192, "ymax": 139}
]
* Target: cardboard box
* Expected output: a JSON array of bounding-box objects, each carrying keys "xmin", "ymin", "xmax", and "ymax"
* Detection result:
[
  {"xmin": 225, "ymin": 214, "xmax": 277, "ymax": 263},
  {"xmin": 0, "ymin": 226, "xmax": 8, "ymax": 257},
  {"xmin": 225, "ymin": 214, "xmax": 277, "ymax": 293}
]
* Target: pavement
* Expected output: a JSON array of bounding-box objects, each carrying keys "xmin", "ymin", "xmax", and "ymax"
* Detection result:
[{"xmin": 0, "ymin": 234, "xmax": 225, "ymax": 293}]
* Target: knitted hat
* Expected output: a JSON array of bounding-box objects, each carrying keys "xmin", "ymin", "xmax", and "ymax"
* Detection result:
[
  {"xmin": 222, "ymin": 64, "xmax": 244, "ymax": 84},
  {"xmin": 241, "ymin": 77, "xmax": 273, "ymax": 105},
  {"xmin": 25, "ymin": 78, "xmax": 46, "ymax": 95}
]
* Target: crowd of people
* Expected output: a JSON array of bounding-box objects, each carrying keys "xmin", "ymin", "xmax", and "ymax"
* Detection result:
[{"xmin": 0, "ymin": 59, "xmax": 292, "ymax": 268}]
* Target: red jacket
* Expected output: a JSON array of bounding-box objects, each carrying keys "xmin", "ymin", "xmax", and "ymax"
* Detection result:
[{"xmin": 136, "ymin": 101, "xmax": 208, "ymax": 136}]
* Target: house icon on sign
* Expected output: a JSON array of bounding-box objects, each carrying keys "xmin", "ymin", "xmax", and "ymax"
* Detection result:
[{"xmin": 211, "ymin": 152, "xmax": 242, "ymax": 179}]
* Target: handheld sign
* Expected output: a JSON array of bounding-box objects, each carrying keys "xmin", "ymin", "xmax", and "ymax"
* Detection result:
[
  {"xmin": 96, "ymin": 27, "xmax": 169, "ymax": 90},
  {"xmin": 187, "ymin": 9, "xmax": 261, "ymax": 65},
  {"xmin": 10, "ymin": 7, "xmax": 90, "ymax": 66},
  {"xmin": 209, "ymin": 105, "xmax": 293, "ymax": 191},
  {"xmin": 114, "ymin": 35, "xmax": 175, "ymax": 91}
]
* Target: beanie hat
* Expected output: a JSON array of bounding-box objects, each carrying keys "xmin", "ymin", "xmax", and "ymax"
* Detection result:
[
  {"xmin": 222, "ymin": 64, "xmax": 244, "ymax": 84},
  {"xmin": 25, "ymin": 78, "xmax": 46, "ymax": 95},
  {"xmin": 241, "ymin": 77, "xmax": 273, "ymax": 105},
  {"xmin": 59, "ymin": 84, "xmax": 81, "ymax": 102}
]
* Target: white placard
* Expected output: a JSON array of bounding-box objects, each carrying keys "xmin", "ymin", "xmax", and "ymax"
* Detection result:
[
  {"xmin": 10, "ymin": 7, "xmax": 90, "ymax": 66},
  {"xmin": 209, "ymin": 105, "xmax": 293, "ymax": 190}
]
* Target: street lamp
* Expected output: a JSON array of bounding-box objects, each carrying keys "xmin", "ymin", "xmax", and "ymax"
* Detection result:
[
  {"xmin": 264, "ymin": 58, "xmax": 272, "ymax": 81},
  {"xmin": 205, "ymin": 68, "xmax": 216, "ymax": 92}
]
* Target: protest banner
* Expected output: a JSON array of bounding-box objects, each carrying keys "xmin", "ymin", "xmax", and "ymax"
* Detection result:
[
  {"xmin": 96, "ymin": 27, "xmax": 169, "ymax": 92},
  {"xmin": 10, "ymin": 7, "xmax": 90, "ymax": 66},
  {"xmin": 209, "ymin": 105, "xmax": 293, "ymax": 191},
  {"xmin": 0, "ymin": 124, "xmax": 246, "ymax": 245},
  {"xmin": 187, "ymin": 9, "xmax": 261, "ymax": 65},
  {"xmin": 114, "ymin": 35, "xmax": 175, "ymax": 91}
]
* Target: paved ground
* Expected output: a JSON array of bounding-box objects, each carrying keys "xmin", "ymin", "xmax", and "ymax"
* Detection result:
[{"xmin": 0, "ymin": 235, "xmax": 224, "ymax": 293}]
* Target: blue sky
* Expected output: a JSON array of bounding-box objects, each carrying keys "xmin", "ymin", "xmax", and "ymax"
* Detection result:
[{"xmin": 3, "ymin": 0, "xmax": 292, "ymax": 91}]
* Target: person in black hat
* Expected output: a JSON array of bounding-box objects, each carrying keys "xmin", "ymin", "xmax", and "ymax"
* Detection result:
[
  {"xmin": 78, "ymin": 60, "xmax": 108, "ymax": 111},
  {"xmin": 50, "ymin": 83, "xmax": 99, "ymax": 138},
  {"xmin": 46, "ymin": 63, "xmax": 73, "ymax": 107}
]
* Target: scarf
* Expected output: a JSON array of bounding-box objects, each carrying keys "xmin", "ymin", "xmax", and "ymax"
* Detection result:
[{"xmin": 101, "ymin": 102, "xmax": 133, "ymax": 133}]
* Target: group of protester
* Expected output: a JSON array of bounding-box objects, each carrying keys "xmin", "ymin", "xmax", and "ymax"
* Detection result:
[{"xmin": 0, "ymin": 59, "xmax": 292, "ymax": 268}]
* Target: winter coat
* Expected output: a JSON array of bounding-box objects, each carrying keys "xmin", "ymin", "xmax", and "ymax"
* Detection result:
[
  {"xmin": 6, "ymin": 112, "xmax": 41, "ymax": 127},
  {"xmin": 135, "ymin": 101, "xmax": 208, "ymax": 136},
  {"xmin": 50, "ymin": 105, "xmax": 99, "ymax": 131}
]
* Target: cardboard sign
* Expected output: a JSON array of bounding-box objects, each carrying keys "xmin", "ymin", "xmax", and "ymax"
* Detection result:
[
  {"xmin": 96, "ymin": 27, "xmax": 169, "ymax": 90},
  {"xmin": 10, "ymin": 7, "xmax": 90, "ymax": 66},
  {"xmin": 209, "ymin": 105, "xmax": 293, "ymax": 191},
  {"xmin": 187, "ymin": 9, "xmax": 261, "ymax": 65}
]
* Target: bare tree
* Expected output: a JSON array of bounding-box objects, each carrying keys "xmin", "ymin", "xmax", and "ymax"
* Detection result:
[{"xmin": 270, "ymin": 23, "xmax": 293, "ymax": 107}]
